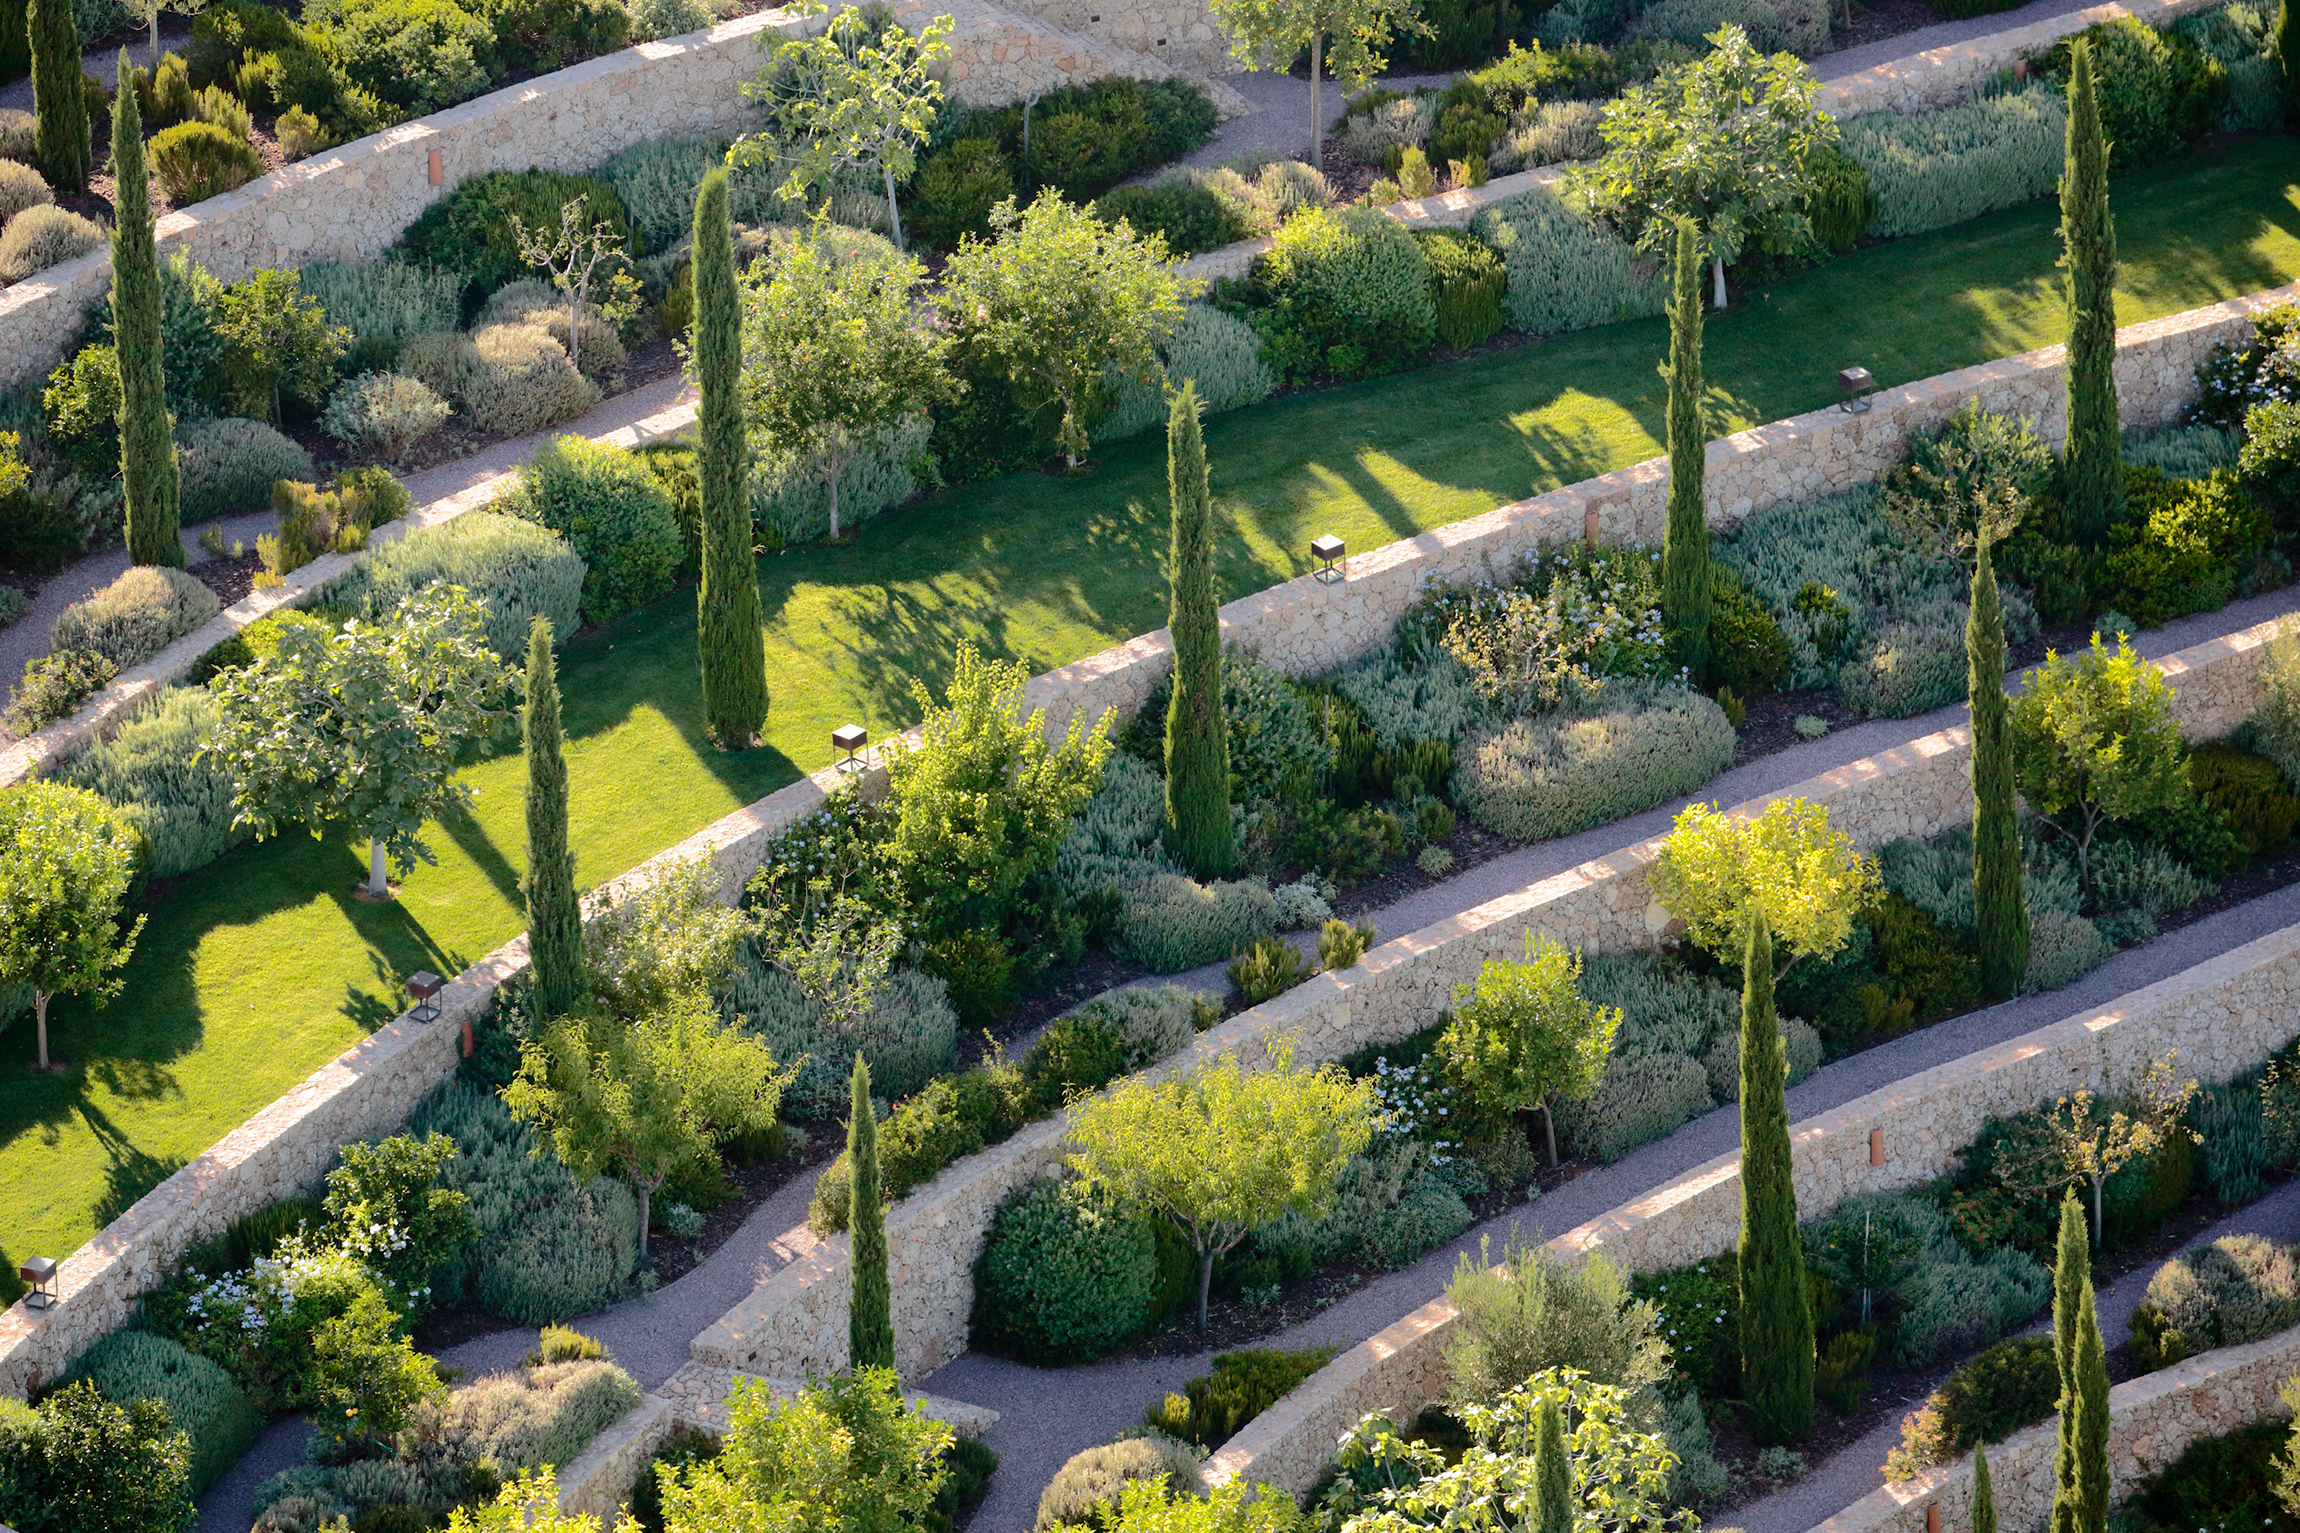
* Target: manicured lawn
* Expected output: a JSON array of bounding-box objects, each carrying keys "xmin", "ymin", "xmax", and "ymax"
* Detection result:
[{"xmin": 1, "ymin": 134, "xmax": 2294, "ymax": 1276}]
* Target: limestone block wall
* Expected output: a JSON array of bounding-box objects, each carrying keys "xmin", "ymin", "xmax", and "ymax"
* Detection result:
[
  {"xmin": 984, "ymin": 0, "xmax": 1237, "ymax": 75},
  {"xmin": 1207, "ymin": 915, "xmax": 2300, "ymax": 1498},
  {"xmin": 554, "ymin": 1397, "xmax": 673, "ymax": 1525},
  {"xmin": 1813, "ymin": 1320, "xmax": 2300, "ymax": 1533},
  {"xmin": 683, "ymin": 609, "xmax": 2291, "ymax": 1384},
  {"xmin": 0, "ymin": 281, "xmax": 2282, "ymax": 1400},
  {"xmin": 0, "ymin": 0, "xmax": 1219, "ymax": 394},
  {"xmin": 1816, "ymin": 0, "xmax": 2224, "ymax": 118}
]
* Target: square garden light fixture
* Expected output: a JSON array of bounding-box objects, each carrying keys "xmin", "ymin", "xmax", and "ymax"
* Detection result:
[
  {"xmin": 833, "ymin": 724, "xmax": 868, "ymax": 772},
  {"xmin": 1311, "ymin": 534, "xmax": 1346, "ymax": 583},
  {"xmin": 406, "ymin": 971, "xmax": 443, "ymax": 1024},
  {"xmin": 19, "ymin": 1256, "xmax": 56, "ymax": 1310},
  {"xmin": 1838, "ymin": 366, "xmax": 1876, "ymax": 414}
]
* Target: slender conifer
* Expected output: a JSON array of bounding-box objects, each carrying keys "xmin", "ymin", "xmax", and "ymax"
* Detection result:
[
  {"xmin": 1533, "ymin": 1395, "xmax": 1571, "ymax": 1533},
  {"xmin": 29, "ymin": 0, "xmax": 85, "ymax": 196},
  {"xmin": 1163, "ymin": 380, "xmax": 1232, "ymax": 877},
  {"xmin": 113, "ymin": 50, "xmax": 181, "ymax": 570},
  {"xmin": 1970, "ymin": 536, "xmax": 2026, "ymax": 999},
  {"xmin": 2059, "ymin": 38, "xmax": 2122, "ymax": 545},
  {"xmin": 1662, "ymin": 216, "xmax": 1711, "ymax": 682},
  {"xmin": 1974, "ymin": 1442, "xmax": 1998, "ymax": 1533},
  {"xmin": 693, "ymin": 165, "xmax": 769, "ymax": 748},
  {"xmin": 523, "ymin": 615, "xmax": 582, "ymax": 1020},
  {"xmin": 848, "ymin": 1053, "xmax": 895, "ymax": 1371},
  {"xmin": 1, "ymin": 0, "xmax": 29, "ymax": 86},
  {"xmin": 2050, "ymin": 1191, "xmax": 2095, "ymax": 1533},
  {"xmin": 1738, "ymin": 909, "xmax": 1813, "ymax": 1442}
]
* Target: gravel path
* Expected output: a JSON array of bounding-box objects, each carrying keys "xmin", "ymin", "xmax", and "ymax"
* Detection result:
[
  {"xmin": 1812, "ymin": 0, "xmax": 2102, "ymax": 80},
  {"xmin": 0, "ymin": 373, "xmax": 696, "ymax": 705}
]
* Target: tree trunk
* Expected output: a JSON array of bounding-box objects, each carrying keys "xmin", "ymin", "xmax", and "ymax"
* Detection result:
[
  {"xmin": 1712, "ymin": 254, "xmax": 1727, "ymax": 309},
  {"xmin": 1197, "ymin": 1245, "xmax": 1215, "ymax": 1332},
  {"xmin": 827, "ymin": 461, "xmax": 843, "ymax": 541},
  {"xmin": 883, "ymin": 162, "xmax": 905, "ymax": 251},
  {"xmin": 637, "ymin": 1182, "xmax": 652, "ymax": 1261},
  {"xmin": 1541, "ymin": 1100, "xmax": 1558, "ymax": 1166},
  {"xmin": 2090, "ymin": 1173, "xmax": 2104, "ymax": 1249},
  {"xmin": 369, "ymin": 839, "xmax": 388, "ymax": 899},
  {"xmin": 149, "ymin": 6, "xmax": 158, "ymax": 63},
  {"xmin": 566, "ymin": 294, "xmax": 582, "ymax": 372},
  {"xmin": 34, "ymin": 990, "xmax": 50, "ymax": 1072},
  {"xmin": 1309, "ymin": 31, "xmax": 1324, "ymax": 173}
]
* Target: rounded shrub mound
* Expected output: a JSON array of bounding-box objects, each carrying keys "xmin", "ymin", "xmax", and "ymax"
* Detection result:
[
  {"xmin": 973, "ymin": 1178, "xmax": 1158, "ymax": 1364},
  {"xmin": 0, "ymin": 204, "xmax": 104, "ymax": 282},
  {"xmin": 52, "ymin": 565, "xmax": 222, "ymax": 669},
  {"xmin": 325, "ymin": 509, "xmax": 584, "ymax": 661},
  {"xmin": 57, "ymin": 685, "xmax": 247, "ymax": 878},
  {"xmin": 1259, "ymin": 204, "xmax": 1435, "ymax": 378},
  {"xmin": 63, "ymin": 1330, "xmax": 262, "ymax": 1493},
  {"xmin": 1035, "ymin": 1433, "xmax": 1204, "ymax": 1532},
  {"xmin": 1453, "ymin": 685, "xmax": 1736, "ymax": 841},
  {"xmin": 495, "ymin": 434, "xmax": 682, "ymax": 624},
  {"xmin": 2130, "ymin": 1234, "xmax": 2300, "ymax": 1371},
  {"xmin": 459, "ymin": 321, "xmax": 601, "ymax": 440},
  {"xmin": 0, "ymin": 158, "xmax": 52, "ymax": 224},
  {"xmin": 150, "ymin": 120, "xmax": 266, "ymax": 205},
  {"xmin": 178, "ymin": 416, "xmax": 316, "ymax": 522},
  {"xmin": 393, "ymin": 169, "xmax": 637, "ymax": 304}
]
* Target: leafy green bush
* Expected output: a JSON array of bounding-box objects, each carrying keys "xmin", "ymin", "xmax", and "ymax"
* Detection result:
[
  {"xmin": 494, "ymin": 433, "xmax": 682, "ymax": 623},
  {"xmin": 2123, "ymin": 1419, "xmax": 2296, "ymax": 1533},
  {"xmin": 1841, "ymin": 85, "xmax": 2065, "ymax": 239},
  {"xmin": 56, "ymin": 685, "xmax": 245, "ymax": 877},
  {"xmin": 1453, "ymin": 685, "xmax": 1734, "ymax": 842},
  {"xmin": 2130, "ymin": 1234, "xmax": 2300, "ymax": 1372},
  {"xmin": 434, "ymin": 1358, "xmax": 641, "ymax": 1474},
  {"xmin": 1472, "ymin": 185, "xmax": 1666, "ymax": 337},
  {"xmin": 0, "ymin": 1382, "xmax": 195, "ymax": 1533},
  {"xmin": 62, "ymin": 1330, "xmax": 263, "ymax": 1494},
  {"xmin": 2099, "ymin": 465, "xmax": 2271, "ymax": 627},
  {"xmin": 52, "ymin": 566, "xmax": 220, "ymax": 670},
  {"xmin": 41, "ymin": 344, "xmax": 122, "ymax": 476},
  {"xmin": 1147, "ymin": 1348, "xmax": 1337, "ymax": 1450},
  {"xmin": 972, "ymin": 1179, "xmax": 1158, "ymax": 1363},
  {"xmin": 0, "ymin": 202, "xmax": 103, "ymax": 281},
  {"xmin": 2242, "ymin": 401, "xmax": 2300, "ymax": 523},
  {"xmin": 4, "ymin": 647, "xmax": 116, "ymax": 735},
  {"xmin": 1631, "ymin": 1251, "xmax": 1739, "ymax": 1397},
  {"xmin": 719, "ymin": 949, "xmax": 957, "ymax": 1121},
  {"xmin": 305, "ymin": 0, "xmax": 491, "ymax": 114},
  {"xmin": 1035, "ymin": 1435, "xmax": 1203, "ymax": 1532},
  {"xmin": 150, "ymin": 119, "xmax": 265, "ymax": 205},
  {"xmin": 177, "ymin": 416, "xmax": 315, "ymax": 522},
  {"xmin": 1229, "ymin": 933, "xmax": 1312, "ymax": 1005},
  {"xmin": 2190, "ymin": 742, "xmax": 2299, "ymax": 857},
  {"xmin": 907, "ymin": 137, "xmax": 1015, "ymax": 250},
  {"xmin": 1258, "ymin": 205, "xmax": 1435, "ymax": 380},
  {"xmin": 1095, "ymin": 173, "xmax": 1248, "ymax": 258},
  {"xmin": 807, "ymin": 1062, "xmax": 1037, "ymax": 1233},
  {"xmin": 2046, "ymin": 18, "xmax": 2228, "ymax": 172},
  {"xmin": 1709, "ymin": 565, "xmax": 1791, "ymax": 698},
  {"xmin": 489, "ymin": 0, "xmax": 631, "ymax": 74},
  {"xmin": 0, "ymin": 479, "xmax": 82, "ymax": 573},
  {"xmin": 393, "ymin": 168, "xmax": 637, "ymax": 306},
  {"xmin": 325, "ymin": 509, "xmax": 584, "ymax": 661},
  {"xmin": 298, "ymin": 260, "xmax": 463, "ymax": 370},
  {"xmin": 1241, "ymin": 1138, "xmax": 1473, "ymax": 1278},
  {"xmin": 1884, "ymin": 1334, "xmax": 2058, "ymax": 1479},
  {"xmin": 1418, "ymin": 229, "xmax": 1506, "ymax": 351},
  {"xmin": 144, "ymin": 1238, "xmax": 388, "ymax": 1411},
  {"xmin": 405, "ymin": 1082, "xmax": 641, "ymax": 1325},
  {"xmin": 1018, "ymin": 78, "xmax": 1217, "ymax": 201}
]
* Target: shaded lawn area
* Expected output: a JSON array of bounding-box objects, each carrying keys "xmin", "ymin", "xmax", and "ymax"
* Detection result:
[{"xmin": 0, "ymin": 133, "xmax": 2293, "ymax": 1275}]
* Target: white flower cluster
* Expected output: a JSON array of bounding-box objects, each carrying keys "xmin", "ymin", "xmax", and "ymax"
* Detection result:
[
  {"xmin": 1365, "ymin": 1054, "xmax": 1466, "ymax": 1169},
  {"xmin": 1406, "ymin": 546, "xmax": 1672, "ymax": 713}
]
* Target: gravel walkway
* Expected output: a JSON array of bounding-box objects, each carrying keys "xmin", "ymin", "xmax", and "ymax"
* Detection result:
[
  {"xmin": 0, "ymin": 373, "xmax": 696, "ymax": 704},
  {"xmin": 1813, "ymin": 0, "xmax": 2102, "ymax": 80}
]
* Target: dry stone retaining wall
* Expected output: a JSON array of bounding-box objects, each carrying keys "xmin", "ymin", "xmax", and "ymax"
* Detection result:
[
  {"xmin": 1818, "ymin": 0, "xmax": 2224, "ymax": 117},
  {"xmin": 1206, "ymin": 914, "xmax": 2300, "ymax": 1498},
  {"xmin": 0, "ymin": 279, "xmax": 2283, "ymax": 1402}
]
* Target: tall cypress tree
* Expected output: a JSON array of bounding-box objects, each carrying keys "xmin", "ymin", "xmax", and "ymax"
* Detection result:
[
  {"xmin": 113, "ymin": 51, "xmax": 181, "ymax": 571},
  {"xmin": 2059, "ymin": 38, "xmax": 2122, "ymax": 546},
  {"xmin": 29, "ymin": 0, "xmax": 85, "ymax": 195},
  {"xmin": 693, "ymin": 165, "xmax": 769, "ymax": 750},
  {"xmin": 1533, "ymin": 1395, "xmax": 1571, "ymax": 1533},
  {"xmin": 1661, "ymin": 216, "xmax": 1711, "ymax": 683},
  {"xmin": 2279, "ymin": 0, "xmax": 2299, "ymax": 119},
  {"xmin": 523, "ymin": 616, "xmax": 582, "ymax": 1020},
  {"xmin": 1163, "ymin": 379, "xmax": 1232, "ymax": 878},
  {"xmin": 1974, "ymin": 1442, "xmax": 1998, "ymax": 1533},
  {"xmin": 1, "ymin": 0, "xmax": 29, "ymax": 87},
  {"xmin": 1969, "ymin": 536, "xmax": 2026, "ymax": 1000},
  {"xmin": 2072, "ymin": 1281, "xmax": 2110, "ymax": 1533},
  {"xmin": 1738, "ymin": 908, "xmax": 1814, "ymax": 1443},
  {"xmin": 848, "ymin": 1053, "xmax": 895, "ymax": 1372},
  {"xmin": 2051, "ymin": 1189, "xmax": 2109, "ymax": 1533}
]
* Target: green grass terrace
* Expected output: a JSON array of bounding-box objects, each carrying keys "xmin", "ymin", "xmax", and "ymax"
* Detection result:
[{"xmin": 0, "ymin": 132, "xmax": 2294, "ymax": 1276}]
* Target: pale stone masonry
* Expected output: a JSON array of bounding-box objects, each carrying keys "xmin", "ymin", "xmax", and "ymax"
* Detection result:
[{"xmin": 1207, "ymin": 915, "xmax": 2300, "ymax": 1499}]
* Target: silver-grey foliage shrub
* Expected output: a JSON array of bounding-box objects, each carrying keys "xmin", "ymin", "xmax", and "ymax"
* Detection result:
[
  {"xmin": 1452, "ymin": 684, "xmax": 1734, "ymax": 841},
  {"xmin": 1036, "ymin": 1435, "xmax": 1205, "ymax": 1532},
  {"xmin": 2132, "ymin": 1234, "xmax": 2300, "ymax": 1370},
  {"xmin": 1055, "ymin": 750, "xmax": 1174, "ymax": 905},
  {"xmin": 1341, "ymin": 94, "xmax": 1436, "ymax": 165},
  {"xmin": 748, "ymin": 413, "xmax": 930, "ymax": 545},
  {"xmin": 431, "ymin": 1359, "xmax": 642, "ymax": 1475},
  {"xmin": 1631, "ymin": 0, "xmax": 1825, "ymax": 53},
  {"xmin": 1490, "ymin": 100, "xmax": 1604, "ymax": 174},
  {"xmin": 1702, "ymin": 1017, "xmax": 1822, "ymax": 1103},
  {"xmin": 2125, "ymin": 423, "xmax": 2243, "ymax": 479},
  {"xmin": 1114, "ymin": 871, "xmax": 1281, "ymax": 972},
  {"xmin": 2174, "ymin": 3, "xmax": 2285, "ymax": 130},
  {"xmin": 2087, "ymin": 838, "xmax": 2216, "ymax": 940},
  {"xmin": 326, "ymin": 510, "xmax": 585, "ymax": 662},
  {"xmin": 297, "ymin": 260, "xmax": 462, "ymax": 357},
  {"xmin": 1554, "ymin": 1051, "xmax": 1714, "ymax": 1163},
  {"xmin": 63, "ymin": 1331, "xmax": 262, "ymax": 1493},
  {"xmin": 1062, "ymin": 984, "xmax": 1209, "ymax": 1070},
  {"xmin": 2256, "ymin": 621, "xmax": 2300, "ymax": 788},
  {"xmin": 2024, "ymin": 907, "xmax": 2114, "ymax": 993},
  {"xmin": 0, "ymin": 204, "xmax": 103, "ymax": 282},
  {"xmin": 721, "ymin": 946, "xmax": 958, "ymax": 1121},
  {"xmin": 176, "ymin": 416, "xmax": 317, "ymax": 522},
  {"xmin": 1250, "ymin": 1139, "xmax": 1473, "ymax": 1273},
  {"xmin": 406, "ymin": 1083, "xmax": 640, "ymax": 1324},
  {"xmin": 57, "ymin": 686, "xmax": 246, "ymax": 878},
  {"xmin": 1841, "ymin": 85, "xmax": 2066, "ymax": 240},
  {"xmin": 600, "ymin": 137, "xmax": 728, "ymax": 249},
  {"xmin": 459, "ymin": 322, "xmax": 602, "ymax": 438},
  {"xmin": 51, "ymin": 565, "xmax": 220, "ymax": 668},
  {"xmin": 1892, "ymin": 1246, "xmax": 2051, "ymax": 1367},
  {"xmin": 1333, "ymin": 648, "xmax": 1480, "ymax": 750},
  {"xmin": 1581, "ymin": 950, "xmax": 1733, "ymax": 1062},
  {"xmin": 1441, "ymin": 1234, "xmax": 1671, "ymax": 1409},
  {"xmin": 1472, "ymin": 187, "xmax": 1666, "ymax": 337},
  {"xmin": 1099, "ymin": 305, "xmax": 1277, "ymax": 444}
]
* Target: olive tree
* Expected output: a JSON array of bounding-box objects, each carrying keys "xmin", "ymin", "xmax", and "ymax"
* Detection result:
[
  {"xmin": 1066, "ymin": 1044, "xmax": 1377, "ymax": 1330},
  {"xmin": 1579, "ymin": 25, "xmax": 1835, "ymax": 307},
  {"xmin": 934, "ymin": 192, "xmax": 1185, "ymax": 470},
  {"xmin": 0, "ymin": 783, "xmax": 145, "ymax": 1072},
  {"xmin": 1438, "ymin": 934, "xmax": 1621, "ymax": 1165},
  {"xmin": 1207, "ymin": 0, "xmax": 1425, "ymax": 172},
  {"xmin": 206, "ymin": 585, "xmax": 514, "ymax": 900},
  {"xmin": 1651, "ymin": 796, "xmax": 1880, "ymax": 969}
]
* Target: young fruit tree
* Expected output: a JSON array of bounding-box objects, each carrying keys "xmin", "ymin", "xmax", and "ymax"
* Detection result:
[
  {"xmin": 2008, "ymin": 633, "xmax": 2188, "ymax": 887},
  {"xmin": 934, "ymin": 191, "xmax": 1185, "ymax": 470},
  {"xmin": 1579, "ymin": 25, "xmax": 1835, "ymax": 307},
  {"xmin": 739, "ymin": 0, "xmax": 953, "ymax": 250},
  {"xmin": 505, "ymin": 988, "xmax": 795, "ymax": 1258},
  {"xmin": 1066, "ymin": 1044, "xmax": 1377, "ymax": 1331},
  {"xmin": 1651, "ymin": 795, "xmax": 1881, "ymax": 970},
  {"xmin": 206, "ymin": 585, "xmax": 515, "ymax": 900},
  {"xmin": 1998, "ymin": 1051, "xmax": 2200, "ymax": 1246},
  {"xmin": 510, "ymin": 195, "xmax": 627, "ymax": 375},
  {"xmin": 0, "ymin": 783, "xmax": 146, "ymax": 1072},
  {"xmin": 1206, "ymin": 0, "xmax": 1425, "ymax": 172},
  {"xmin": 1437, "ymin": 933, "xmax": 1622, "ymax": 1165},
  {"xmin": 739, "ymin": 223, "xmax": 948, "ymax": 541}
]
